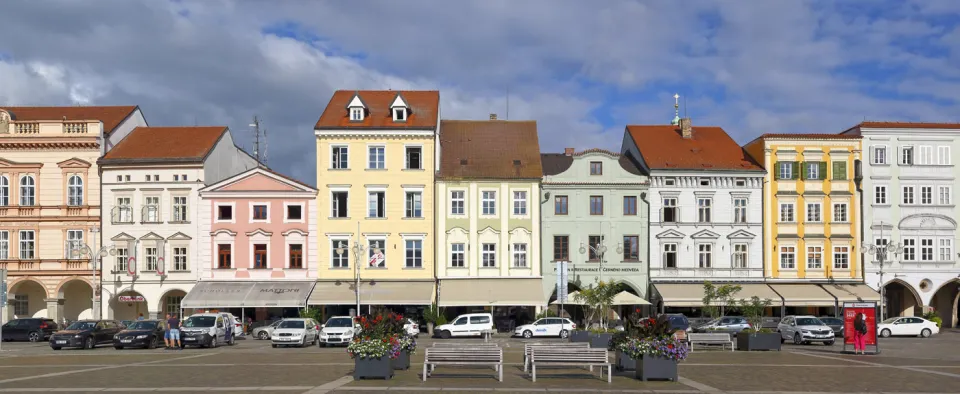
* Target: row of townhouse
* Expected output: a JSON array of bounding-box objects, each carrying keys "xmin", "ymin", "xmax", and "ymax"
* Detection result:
[{"xmin": 4, "ymin": 92, "xmax": 960, "ymax": 328}]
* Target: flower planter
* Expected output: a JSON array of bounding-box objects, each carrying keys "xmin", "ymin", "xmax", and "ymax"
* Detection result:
[
  {"xmin": 570, "ymin": 330, "xmax": 590, "ymax": 343},
  {"xmin": 636, "ymin": 355, "xmax": 678, "ymax": 381},
  {"xmin": 354, "ymin": 356, "xmax": 394, "ymax": 380},
  {"xmin": 736, "ymin": 332, "xmax": 781, "ymax": 351},
  {"xmin": 615, "ymin": 350, "xmax": 637, "ymax": 371},
  {"xmin": 392, "ymin": 351, "xmax": 411, "ymax": 370},
  {"xmin": 589, "ymin": 333, "xmax": 613, "ymax": 349}
]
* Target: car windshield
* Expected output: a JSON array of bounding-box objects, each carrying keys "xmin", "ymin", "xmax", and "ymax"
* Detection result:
[
  {"xmin": 66, "ymin": 322, "xmax": 96, "ymax": 331},
  {"xmin": 326, "ymin": 318, "xmax": 353, "ymax": 328},
  {"xmin": 796, "ymin": 318, "xmax": 824, "ymax": 326},
  {"xmin": 125, "ymin": 321, "xmax": 158, "ymax": 330},
  {"xmin": 278, "ymin": 320, "xmax": 305, "ymax": 329},
  {"xmin": 882, "ymin": 317, "xmax": 899, "ymax": 324},
  {"xmin": 183, "ymin": 316, "xmax": 216, "ymax": 328}
]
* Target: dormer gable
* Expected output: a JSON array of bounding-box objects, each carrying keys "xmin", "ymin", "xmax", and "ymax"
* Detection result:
[
  {"xmin": 346, "ymin": 92, "xmax": 367, "ymax": 122},
  {"xmin": 390, "ymin": 93, "xmax": 408, "ymax": 122}
]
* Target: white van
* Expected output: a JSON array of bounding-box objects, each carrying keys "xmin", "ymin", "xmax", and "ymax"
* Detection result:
[
  {"xmin": 180, "ymin": 313, "xmax": 236, "ymax": 348},
  {"xmin": 434, "ymin": 313, "xmax": 494, "ymax": 339}
]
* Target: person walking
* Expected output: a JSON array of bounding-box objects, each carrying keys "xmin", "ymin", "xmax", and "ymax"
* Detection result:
[
  {"xmin": 163, "ymin": 313, "xmax": 172, "ymax": 349},
  {"xmin": 137, "ymin": 313, "xmax": 145, "ymax": 321},
  {"xmin": 853, "ymin": 312, "xmax": 868, "ymax": 354},
  {"xmin": 166, "ymin": 313, "xmax": 182, "ymax": 350}
]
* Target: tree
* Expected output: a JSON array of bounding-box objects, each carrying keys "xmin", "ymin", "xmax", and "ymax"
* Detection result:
[
  {"xmin": 702, "ymin": 281, "xmax": 742, "ymax": 318},
  {"xmin": 574, "ymin": 280, "xmax": 619, "ymax": 329},
  {"xmin": 736, "ymin": 296, "xmax": 773, "ymax": 333}
]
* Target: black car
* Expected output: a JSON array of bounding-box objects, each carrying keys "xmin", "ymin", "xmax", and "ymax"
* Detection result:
[
  {"xmin": 819, "ymin": 317, "xmax": 845, "ymax": 337},
  {"xmin": 49, "ymin": 320, "xmax": 122, "ymax": 350},
  {"xmin": 114, "ymin": 320, "xmax": 167, "ymax": 349},
  {"xmin": 1, "ymin": 318, "xmax": 58, "ymax": 342}
]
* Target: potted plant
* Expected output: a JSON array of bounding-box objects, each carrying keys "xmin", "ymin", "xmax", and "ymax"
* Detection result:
[
  {"xmin": 589, "ymin": 327, "xmax": 617, "ymax": 349},
  {"xmin": 734, "ymin": 296, "xmax": 780, "ymax": 351},
  {"xmin": 923, "ymin": 310, "xmax": 943, "ymax": 328},
  {"xmin": 392, "ymin": 334, "xmax": 416, "ymax": 370},
  {"xmin": 611, "ymin": 317, "xmax": 635, "ymax": 371},
  {"xmin": 617, "ymin": 315, "xmax": 687, "ymax": 381},
  {"xmin": 422, "ymin": 303, "xmax": 446, "ymax": 337},
  {"xmin": 347, "ymin": 312, "xmax": 406, "ymax": 380}
]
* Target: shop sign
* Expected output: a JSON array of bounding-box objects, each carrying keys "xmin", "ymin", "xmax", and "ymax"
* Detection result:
[{"xmin": 118, "ymin": 295, "xmax": 145, "ymax": 302}]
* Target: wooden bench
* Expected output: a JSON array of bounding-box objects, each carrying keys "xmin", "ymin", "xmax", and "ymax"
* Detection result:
[
  {"xmin": 523, "ymin": 342, "xmax": 591, "ymax": 372},
  {"xmin": 432, "ymin": 342, "xmax": 499, "ymax": 347},
  {"xmin": 423, "ymin": 347, "xmax": 503, "ymax": 382},
  {"xmin": 529, "ymin": 347, "xmax": 611, "ymax": 383},
  {"xmin": 687, "ymin": 332, "xmax": 735, "ymax": 352}
]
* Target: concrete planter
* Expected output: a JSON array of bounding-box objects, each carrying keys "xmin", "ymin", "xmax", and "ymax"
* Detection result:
[
  {"xmin": 615, "ymin": 350, "xmax": 637, "ymax": 371},
  {"xmin": 636, "ymin": 355, "xmax": 678, "ymax": 381},
  {"xmin": 570, "ymin": 330, "xmax": 590, "ymax": 343},
  {"xmin": 590, "ymin": 333, "xmax": 613, "ymax": 349},
  {"xmin": 354, "ymin": 356, "xmax": 394, "ymax": 380},
  {"xmin": 392, "ymin": 351, "xmax": 410, "ymax": 370},
  {"xmin": 736, "ymin": 332, "xmax": 781, "ymax": 351}
]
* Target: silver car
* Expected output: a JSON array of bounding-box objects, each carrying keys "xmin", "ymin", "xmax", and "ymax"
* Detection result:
[
  {"xmin": 695, "ymin": 316, "xmax": 751, "ymax": 334},
  {"xmin": 252, "ymin": 320, "xmax": 281, "ymax": 340},
  {"xmin": 777, "ymin": 315, "xmax": 836, "ymax": 346}
]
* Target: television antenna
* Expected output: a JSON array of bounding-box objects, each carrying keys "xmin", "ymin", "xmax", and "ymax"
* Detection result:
[{"xmin": 250, "ymin": 116, "xmax": 268, "ymax": 165}]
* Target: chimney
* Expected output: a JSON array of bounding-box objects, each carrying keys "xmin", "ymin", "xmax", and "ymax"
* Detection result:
[
  {"xmin": 489, "ymin": 113, "xmax": 497, "ymax": 120},
  {"xmin": 564, "ymin": 148, "xmax": 575, "ymax": 156},
  {"xmin": 680, "ymin": 117, "xmax": 693, "ymax": 139}
]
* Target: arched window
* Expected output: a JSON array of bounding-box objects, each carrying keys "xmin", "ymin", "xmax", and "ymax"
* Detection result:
[
  {"xmin": 0, "ymin": 176, "xmax": 8, "ymax": 206},
  {"xmin": 68, "ymin": 175, "xmax": 83, "ymax": 206},
  {"xmin": 19, "ymin": 175, "xmax": 35, "ymax": 206}
]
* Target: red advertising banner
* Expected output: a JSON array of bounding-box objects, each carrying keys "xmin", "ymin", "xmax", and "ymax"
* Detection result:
[{"xmin": 843, "ymin": 302, "xmax": 877, "ymax": 346}]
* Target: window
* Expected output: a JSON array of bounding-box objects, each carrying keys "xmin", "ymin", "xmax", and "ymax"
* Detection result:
[
  {"xmin": 165, "ymin": 295, "xmax": 183, "ymax": 316},
  {"xmin": 938, "ymin": 146, "xmax": 951, "ymax": 165},
  {"xmin": 777, "ymin": 161, "xmax": 794, "ymax": 180},
  {"xmin": 921, "ymin": 186, "xmax": 933, "ymax": 205},
  {"xmin": 662, "ymin": 243, "xmax": 678, "ymax": 268},
  {"xmin": 331, "ymin": 240, "xmax": 349, "ymax": 268},
  {"xmin": 875, "ymin": 185, "xmax": 887, "ymax": 204},
  {"xmin": 920, "ymin": 239, "xmax": 934, "ymax": 261},
  {"xmin": 12, "ymin": 294, "xmax": 27, "ymax": 316},
  {"xmin": 217, "ymin": 205, "xmax": 233, "ymax": 221},
  {"xmin": 833, "ymin": 246, "xmax": 849, "ymax": 269},
  {"xmin": 735, "ymin": 178, "xmax": 746, "ymax": 187},
  {"xmin": 939, "ymin": 186, "xmax": 952, "ymax": 205},
  {"xmin": 806, "ymin": 203, "xmax": 821, "ymax": 222},
  {"xmin": 451, "ymin": 243, "xmax": 465, "ymax": 267},
  {"xmin": 17, "ymin": 230, "xmax": 35, "ymax": 260},
  {"xmin": 664, "ymin": 178, "xmax": 676, "ymax": 186},
  {"xmin": 144, "ymin": 196, "xmax": 160, "ymax": 223},
  {"xmin": 368, "ymin": 191, "xmax": 385, "ymax": 218},
  {"xmin": 588, "ymin": 235, "xmax": 603, "ymax": 261},
  {"xmin": 450, "ymin": 191, "xmax": 464, "ymax": 215},
  {"xmin": 253, "ymin": 244, "xmax": 268, "ymax": 268},
  {"xmin": 697, "ymin": 198, "xmax": 712, "ymax": 222},
  {"xmin": 145, "ymin": 174, "xmax": 151, "ymax": 182},
  {"xmin": 115, "ymin": 197, "xmax": 132, "ymax": 223},
  {"xmin": 286, "ymin": 204, "xmax": 302, "ymax": 221},
  {"xmin": 902, "ymin": 239, "xmax": 916, "ymax": 261},
  {"xmin": 554, "ymin": 196, "xmax": 568, "ymax": 215},
  {"xmin": 919, "ymin": 146, "xmax": 933, "ymax": 165},
  {"xmin": 0, "ymin": 176, "xmax": 7, "ymax": 206},
  {"xmin": 698, "ymin": 244, "xmax": 712, "ymax": 268},
  {"xmin": 662, "ymin": 198, "xmax": 678, "ymax": 222},
  {"xmin": 368, "ymin": 239, "xmax": 386, "ymax": 268},
  {"xmin": 512, "ymin": 243, "xmax": 527, "ymax": 267},
  {"xmin": 350, "ymin": 107, "xmax": 364, "ymax": 121},
  {"xmin": 477, "ymin": 243, "xmax": 496, "ymax": 267},
  {"xmin": 19, "ymin": 175, "xmax": 35, "ymax": 206},
  {"xmin": 217, "ymin": 244, "xmax": 231, "ymax": 269},
  {"xmin": 145, "ymin": 247, "xmax": 157, "ymax": 272},
  {"xmin": 125, "ymin": 175, "xmax": 130, "ymax": 182},
  {"xmin": 181, "ymin": 174, "xmax": 187, "ymax": 181},
  {"xmin": 902, "ymin": 186, "xmax": 915, "ymax": 204},
  {"xmin": 116, "ymin": 175, "xmax": 122, "ymax": 182},
  {"xmin": 405, "ymin": 146, "xmax": 422, "ymax": 170},
  {"xmin": 393, "ymin": 107, "xmax": 406, "ymax": 122},
  {"xmin": 901, "ymin": 146, "xmax": 914, "ymax": 165},
  {"xmin": 115, "ymin": 247, "xmax": 128, "ymax": 271},
  {"xmin": 332, "ymin": 146, "xmax": 349, "ymax": 169},
  {"xmin": 732, "ymin": 244, "xmax": 748, "ymax": 268},
  {"xmin": 833, "ymin": 203, "xmax": 848, "ymax": 222},
  {"xmin": 733, "ymin": 198, "xmax": 747, "ymax": 223},
  {"xmin": 173, "ymin": 196, "xmax": 188, "ymax": 222},
  {"xmin": 0, "ymin": 231, "xmax": 7, "ymax": 259},
  {"xmin": 939, "ymin": 239, "xmax": 953, "ymax": 261},
  {"xmin": 513, "ymin": 191, "xmax": 527, "ymax": 215},
  {"xmin": 253, "ymin": 204, "xmax": 268, "ymax": 220},
  {"xmin": 174, "ymin": 175, "xmax": 179, "ymax": 181},
  {"xmin": 623, "ymin": 196, "xmax": 637, "ymax": 216},
  {"xmin": 590, "ymin": 196, "xmax": 603, "ymax": 215},
  {"xmin": 590, "ymin": 162, "xmax": 602, "ymax": 175},
  {"xmin": 807, "ymin": 246, "xmax": 823, "ymax": 269},
  {"xmin": 153, "ymin": 175, "xmax": 159, "ymax": 182},
  {"xmin": 332, "ymin": 192, "xmax": 348, "ymax": 218},
  {"xmin": 66, "ymin": 230, "xmax": 83, "ymax": 258},
  {"xmin": 780, "ymin": 246, "xmax": 796, "ymax": 269},
  {"xmin": 173, "ymin": 247, "xmax": 187, "ymax": 271},
  {"xmin": 366, "ymin": 146, "xmax": 384, "ymax": 169},
  {"xmin": 405, "ymin": 191, "xmax": 422, "ymax": 218},
  {"xmin": 832, "ymin": 161, "xmax": 847, "ymax": 180},
  {"xmin": 623, "ymin": 236, "xmax": 639, "ymax": 261},
  {"xmin": 780, "ymin": 203, "xmax": 795, "ymax": 222},
  {"xmin": 67, "ymin": 175, "xmax": 83, "ymax": 206},
  {"xmin": 405, "ymin": 240, "xmax": 422, "ymax": 268},
  {"xmin": 873, "ymin": 146, "xmax": 887, "ymax": 165},
  {"xmin": 804, "ymin": 162, "xmax": 823, "ymax": 180},
  {"xmin": 699, "ymin": 178, "xmax": 710, "ymax": 186},
  {"xmin": 284, "ymin": 244, "xmax": 302, "ymax": 269},
  {"xmin": 482, "ymin": 191, "xmax": 496, "ymax": 215},
  {"xmin": 553, "ymin": 236, "xmax": 569, "ymax": 261}
]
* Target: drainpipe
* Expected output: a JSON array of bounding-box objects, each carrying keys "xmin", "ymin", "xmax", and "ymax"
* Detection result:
[
  {"xmin": 640, "ymin": 190, "xmax": 651, "ymax": 316},
  {"xmin": 854, "ymin": 159, "xmax": 864, "ymax": 283}
]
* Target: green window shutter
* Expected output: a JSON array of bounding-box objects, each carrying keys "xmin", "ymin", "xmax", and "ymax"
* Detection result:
[
  {"xmin": 833, "ymin": 161, "xmax": 847, "ymax": 180},
  {"xmin": 791, "ymin": 161, "xmax": 800, "ymax": 180},
  {"xmin": 818, "ymin": 162, "xmax": 827, "ymax": 180},
  {"xmin": 800, "ymin": 162, "xmax": 808, "ymax": 180},
  {"xmin": 774, "ymin": 161, "xmax": 781, "ymax": 180}
]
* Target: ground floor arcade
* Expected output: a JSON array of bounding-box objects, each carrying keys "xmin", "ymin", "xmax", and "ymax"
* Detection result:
[
  {"xmin": 866, "ymin": 272, "xmax": 960, "ymax": 327},
  {"xmin": 3, "ymin": 273, "xmax": 96, "ymax": 325}
]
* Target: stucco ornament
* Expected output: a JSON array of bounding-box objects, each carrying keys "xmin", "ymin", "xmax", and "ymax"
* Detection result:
[{"xmin": 0, "ymin": 109, "xmax": 10, "ymax": 133}]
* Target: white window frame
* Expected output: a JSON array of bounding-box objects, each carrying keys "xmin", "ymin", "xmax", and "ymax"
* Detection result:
[
  {"xmin": 450, "ymin": 190, "xmax": 466, "ymax": 216},
  {"xmin": 145, "ymin": 246, "xmax": 158, "ymax": 272},
  {"xmin": 172, "ymin": 245, "xmax": 188, "ymax": 271},
  {"xmin": 215, "ymin": 202, "xmax": 236, "ymax": 224},
  {"xmin": 873, "ymin": 145, "xmax": 887, "ymax": 165},
  {"xmin": 902, "ymin": 238, "xmax": 916, "ymax": 261},
  {"xmin": 331, "ymin": 145, "xmax": 349, "ymax": 170},
  {"xmin": 807, "ymin": 246, "xmax": 823, "ymax": 269},
  {"xmin": 330, "ymin": 238, "xmax": 350, "ymax": 268},
  {"xmin": 403, "ymin": 237, "xmax": 423, "ymax": 268},
  {"xmin": 806, "ymin": 162, "xmax": 820, "ymax": 180},
  {"xmin": 0, "ymin": 230, "xmax": 7, "ymax": 260},
  {"xmin": 19, "ymin": 174, "xmax": 35, "ymax": 206},
  {"xmin": 18, "ymin": 230, "xmax": 34, "ymax": 260},
  {"xmin": 833, "ymin": 246, "xmax": 850, "ymax": 269},
  {"xmin": 143, "ymin": 195, "xmax": 161, "ymax": 223},
  {"xmin": 283, "ymin": 202, "xmax": 304, "ymax": 223},
  {"xmin": 481, "ymin": 243, "xmax": 497, "ymax": 268},
  {"xmin": 67, "ymin": 174, "xmax": 83, "ymax": 206},
  {"xmin": 920, "ymin": 238, "xmax": 934, "ymax": 261},
  {"xmin": 780, "ymin": 246, "xmax": 796, "ymax": 269},
  {"xmin": 921, "ymin": 186, "xmax": 933, "ymax": 205},
  {"xmin": 732, "ymin": 243, "xmax": 748, "ymax": 268},
  {"xmin": 806, "ymin": 203, "xmax": 822, "ymax": 223},
  {"xmin": 481, "ymin": 190, "xmax": 497, "ymax": 216},
  {"xmin": 938, "ymin": 146, "xmax": 951, "ymax": 165},
  {"xmin": 832, "ymin": 203, "xmax": 848, "ymax": 223},
  {"xmin": 366, "ymin": 236, "xmax": 387, "ymax": 268},
  {"xmin": 939, "ymin": 239, "xmax": 953, "ymax": 261},
  {"xmin": 939, "ymin": 186, "xmax": 952, "ymax": 205},
  {"xmin": 404, "ymin": 190, "xmax": 423, "ymax": 218},
  {"xmin": 512, "ymin": 190, "xmax": 528, "ymax": 216},
  {"xmin": 0, "ymin": 175, "xmax": 8, "ymax": 206},
  {"xmin": 697, "ymin": 243, "xmax": 713, "ymax": 268},
  {"xmin": 349, "ymin": 107, "xmax": 364, "ymax": 121},
  {"xmin": 662, "ymin": 243, "xmax": 678, "ymax": 268},
  {"xmin": 512, "ymin": 243, "xmax": 527, "ymax": 268},
  {"xmin": 249, "ymin": 201, "xmax": 271, "ymax": 223},
  {"xmin": 450, "ymin": 243, "xmax": 465, "ymax": 268},
  {"xmin": 901, "ymin": 146, "xmax": 914, "ymax": 165},
  {"xmin": 331, "ymin": 189, "xmax": 349, "ymax": 218},
  {"xmin": 367, "ymin": 144, "xmax": 385, "ymax": 170},
  {"xmin": 778, "ymin": 162, "xmax": 793, "ymax": 179},
  {"xmin": 66, "ymin": 230, "xmax": 83, "ymax": 258},
  {"xmin": 115, "ymin": 246, "xmax": 128, "ymax": 272},
  {"xmin": 663, "ymin": 178, "xmax": 676, "ymax": 186},
  {"xmin": 367, "ymin": 189, "xmax": 386, "ymax": 219},
  {"xmin": 919, "ymin": 145, "xmax": 933, "ymax": 165},
  {"xmin": 733, "ymin": 198, "xmax": 748, "ymax": 224},
  {"xmin": 779, "ymin": 203, "xmax": 795, "ymax": 222},
  {"xmin": 172, "ymin": 195, "xmax": 188, "ymax": 222},
  {"xmin": 662, "ymin": 197, "xmax": 678, "ymax": 223},
  {"xmin": 874, "ymin": 185, "xmax": 887, "ymax": 205},
  {"xmin": 393, "ymin": 106, "xmax": 407, "ymax": 122},
  {"xmin": 404, "ymin": 144, "xmax": 424, "ymax": 170},
  {"xmin": 902, "ymin": 186, "xmax": 915, "ymax": 205},
  {"xmin": 697, "ymin": 198, "xmax": 712, "ymax": 223}
]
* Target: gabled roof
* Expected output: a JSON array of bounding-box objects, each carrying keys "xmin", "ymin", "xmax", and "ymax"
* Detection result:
[
  {"xmin": 316, "ymin": 90, "xmax": 439, "ymax": 129},
  {"xmin": 756, "ymin": 133, "xmax": 861, "ymax": 140},
  {"xmin": 438, "ymin": 120, "xmax": 542, "ymax": 180},
  {"xmin": 200, "ymin": 166, "xmax": 317, "ymax": 193},
  {"xmin": 0, "ymin": 105, "xmax": 140, "ymax": 135},
  {"xmin": 540, "ymin": 150, "xmax": 644, "ymax": 176},
  {"xmin": 626, "ymin": 124, "xmax": 762, "ymax": 171},
  {"xmin": 100, "ymin": 126, "xmax": 227, "ymax": 164},
  {"xmin": 842, "ymin": 121, "xmax": 960, "ymax": 135}
]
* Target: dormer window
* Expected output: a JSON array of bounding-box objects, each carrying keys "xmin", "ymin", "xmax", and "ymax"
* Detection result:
[
  {"xmin": 347, "ymin": 93, "xmax": 367, "ymax": 122},
  {"xmin": 350, "ymin": 107, "xmax": 364, "ymax": 121},
  {"xmin": 393, "ymin": 107, "xmax": 407, "ymax": 122}
]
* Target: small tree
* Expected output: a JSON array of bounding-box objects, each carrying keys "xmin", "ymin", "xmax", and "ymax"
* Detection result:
[
  {"xmin": 574, "ymin": 280, "xmax": 619, "ymax": 329},
  {"xmin": 702, "ymin": 282, "xmax": 742, "ymax": 318},
  {"xmin": 736, "ymin": 296, "xmax": 773, "ymax": 333}
]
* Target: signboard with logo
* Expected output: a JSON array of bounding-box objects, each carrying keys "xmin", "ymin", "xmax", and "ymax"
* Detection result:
[
  {"xmin": 156, "ymin": 240, "xmax": 166, "ymax": 275},
  {"xmin": 369, "ymin": 252, "xmax": 385, "ymax": 267},
  {"xmin": 118, "ymin": 295, "xmax": 146, "ymax": 302},
  {"xmin": 556, "ymin": 260, "xmax": 568, "ymax": 303},
  {"xmin": 126, "ymin": 240, "xmax": 137, "ymax": 276},
  {"xmin": 842, "ymin": 301, "xmax": 879, "ymax": 354}
]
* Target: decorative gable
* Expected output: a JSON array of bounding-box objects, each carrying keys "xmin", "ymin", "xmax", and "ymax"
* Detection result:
[
  {"xmin": 245, "ymin": 228, "xmax": 274, "ymax": 237},
  {"xmin": 478, "ymin": 226, "xmax": 500, "ymax": 236},
  {"xmin": 139, "ymin": 232, "xmax": 163, "ymax": 240},
  {"xmin": 111, "ymin": 232, "xmax": 135, "ymax": 241},
  {"xmin": 168, "ymin": 232, "xmax": 193, "ymax": 240},
  {"xmin": 446, "ymin": 227, "xmax": 468, "ymax": 236},
  {"xmin": 0, "ymin": 158, "xmax": 43, "ymax": 169},
  {"xmin": 727, "ymin": 230, "xmax": 757, "ymax": 240},
  {"xmin": 899, "ymin": 214, "xmax": 957, "ymax": 230},
  {"xmin": 346, "ymin": 92, "xmax": 367, "ymax": 122},
  {"xmin": 57, "ymin": 158, "xmax": 92, "ymax": 169},
  {"xmin": 691, "ymin": 229, "xmax": 721, "ymax": 239},
  {"xmin": 655, "ymin": 229, "xmax": 686, "ymax": 239},
  {"xmin": 218, "ymin": 173, "xmax": 305, "ymax": 192},
  {"xmin": 390, "ymin": 93, "xmax": 408, "ymax": 122}
]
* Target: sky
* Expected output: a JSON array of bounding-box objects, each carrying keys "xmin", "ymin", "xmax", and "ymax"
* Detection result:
[{"xmin": 2, "ymin": 0, "xmax": 959, "ymax": 185}]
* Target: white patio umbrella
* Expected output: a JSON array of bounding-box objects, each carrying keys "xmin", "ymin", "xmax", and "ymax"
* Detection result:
[
  {"xmin": 611, "ymin": 291, "xmax": 652, "ymax": 306},
  {"xmin": 550, "ymin": 291, "xmax": 587, "ymax": 305}
]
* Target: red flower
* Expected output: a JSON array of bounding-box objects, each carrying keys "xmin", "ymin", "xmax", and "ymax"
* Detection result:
[{"xmin": 668, "ymin": 344, "xmax": 674, "ymax": 349}]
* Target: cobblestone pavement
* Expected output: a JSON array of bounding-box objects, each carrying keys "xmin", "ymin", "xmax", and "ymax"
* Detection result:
[{"xmin": 0, "ymin": 332, "xmax": 959, "ymax": 393}]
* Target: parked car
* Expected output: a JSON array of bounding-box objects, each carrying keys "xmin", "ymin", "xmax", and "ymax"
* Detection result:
[
  {"xmin": 777, "ymin": 315, "xmax": 835, "ymax": 345},
  {"xmin": 49, "ymin": 320, "xmax": 122, "ymax": 350},
  {"xmin": 877, "ymin": 317, "xmax": 939, "ymax": 338},
  {"xmin": 271, "ymin": 318, "xmax": 320, "ymax": 348},
  {"xmin": 253, "ymin": 320, "xmax": 282, "ymax": 340},
  {"xmin": 513, "ymin": 317, "xmax": 576, "ymax": 339},
  {"xmin": 694, "ymin": 316, "xmax": 751, "ymax": 335},
  {"xmin": 404, "ymin": 319, "xmax": 420, "ymax": 338},
  {"xmin": 818, "ymin": 317, "xmax": 844, "ymax": 337},
  {"xmin": 180, "ymin": 313, "xmax": 235, "ymax": 348},
  {"xmin": 433, "ymin": 313, "xmax": 494, "ymax": 339},
  {"xmin": 662, "ymin": 314, "xmax": 690, "ymax": 341},
  {"xmin": 318, "ymin": 316, "xmax": 357, "ymax": 347},
  {"xmin": 113, "ymin": 320, "xmax": 166, "ymax": 349},
  {"xmin": 119, "ymin": 320, "xmax": 134, "ymax": 329},
  {"xmin": 1, "ymin": 318, "xmax": 58, "ymax": 342}
]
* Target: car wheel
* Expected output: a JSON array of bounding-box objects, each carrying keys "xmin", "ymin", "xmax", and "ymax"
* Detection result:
[
  {"xmin": 52, "ymin": 347, "xmax": 61, "ymax": 350},
  {"xmin": 28, "ymin": 331, "xmax": 41, "ymax": 342},
  {"xmin": 824, "ymin": 341, "xmax": 834, "ymax": 346},
  {"xmin": 921, "ymin": 328, "xmax": 932, "ymax": 338},
  {"xmin": 258, "ymin": 331, "xmax": 269, "ymax": 340},
  {"xmin": 778, "ymin": 331, "xmax": 785, "ymax": 344},
  {"xmin": 560, "ymin": 330, "xmax": 569, "ymax": 339},
  {"xmin": 522, "ymin": 330, "xmax": 533, "ymax": 339},
  {"xmin": 318, "ymin": 342, "xmax": 325, "ymax": 348},
  {"xmin": 793, "ymin": 333, "xmax": 803, "ymax": 345},
  {"xmin": 272, "ymin": 344, "xmax": 277, "ymax": 348},
  {"xmin": 114, "ymin": 346, "xmax": 123, "ymax": 350},
  {"xmin": 881, "ymin": 329, "xmax": 891, "ymax": 338},
  {"xmin": 210, "ymin": 336, "xmax": 218, "ymax": 348},
  {"xmin": 228, "ymin": 336, "xmax": 235, "ymax": 346},
  {"xmin": 148, "ymin": 337, "xmax": 157, "ymax": 349},
  {"xmin": 440, "ymin": 330, "xmax": 451, "ymax": 339},
  {"xmin": 84, "ymin": 337, "xmax": 95, "ymax": 349}
]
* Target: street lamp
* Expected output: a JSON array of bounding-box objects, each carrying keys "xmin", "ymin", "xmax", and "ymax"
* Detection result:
[
  {"xmin": 85, "ymin": 226, "xmax": 116, "ymax": 320},
  {"xmin": 335, "ymin": 233, "xmax": 379, "ymax": 317},
  {"xmin": 861, "ymin": 230, "xmax": 904, "ymax": 320}
]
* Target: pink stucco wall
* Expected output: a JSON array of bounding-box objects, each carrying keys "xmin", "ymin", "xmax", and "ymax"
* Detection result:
[{"xmin": 210, "ymin": 197, "xmax": 311, "ymax": 277}]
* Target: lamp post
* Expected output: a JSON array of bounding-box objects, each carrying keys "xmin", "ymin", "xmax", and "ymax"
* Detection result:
[
  {"xmin": 85, "ymin": 226, "xmax": 116, "ymax": 320},
  {"xmin": 579, "ymin": 238, "xmax": 608, "ymax": 328},
  {"xmin": 861, "ymin": 226, "xmax": 904, "ymax": 320}
]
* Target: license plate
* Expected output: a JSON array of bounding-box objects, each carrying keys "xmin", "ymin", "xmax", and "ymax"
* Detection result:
[
  {"xmin": 185, "ymin": 337, "xmax": 195, "ymax": 341},
  {"xmin": 328, "ymin": 339, "xmax": 340, "ymax": 343},
  {"xmin": 56, "ymin": 340, "xmax": 67, "ymax": 344},
  {"xmin": 121, "ymin": 339, "xmax": 132, "ymax": 343}
]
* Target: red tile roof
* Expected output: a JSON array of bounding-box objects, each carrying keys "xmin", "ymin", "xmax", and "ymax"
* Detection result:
[
  {"xmin": 842, "ymin": 121, "xmax": 960, "ymax": 135},
  {"xmin": 626, "ymin": 125, "xmax": 762, "ymax": 171},
  {"xmin": 0, "ymin": 106, "xmax": 139, "ymax": 135},
  {"xmin": 438, "ymin": 120, "xmax": 542, "ymax": 179},
  {"xmin": 315, "ymin": 90, "xmax": 439, "ymax": 129},
  {"xmin": 755, "ymin": 133, "xmax": 861, "ymax": 140},
  {"xmin": 101, "ymin": 126, "xmax": 227, "ymax": 163}
]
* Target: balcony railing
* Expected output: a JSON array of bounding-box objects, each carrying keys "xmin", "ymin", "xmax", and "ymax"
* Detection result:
[
  {"xmin": 112, "ymin": 206, "xmax": 134, "ymax": 224},
  {"xmin": 63, "ymin": 122, "xmax": 88, "ymax": 133},
  {"xmin": 141, "ymin": 205, "xmax": 161, "ymax": 223},
  {"xmin": 14, "ymin": 123, "xmax": 39, "ymax": 134}
]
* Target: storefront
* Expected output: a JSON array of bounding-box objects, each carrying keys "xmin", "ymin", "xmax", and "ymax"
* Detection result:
[
  {"xmin": 769, "ymin": 284, "xmax": 839, "ymax": 317},
  {"xmin": 651, "ymin": 283, "xmax": 784, "ymax": 317},
  {"xmin": 438, "ymin": 278, "xmax": 545, "ymax": 331},
  {"xmin": 180, "ymin": 281, "xmax": 315, "ymax": 325},
  {"xmin": 308, "ymin": 280, "xmax": 434, "ymax": 320}
]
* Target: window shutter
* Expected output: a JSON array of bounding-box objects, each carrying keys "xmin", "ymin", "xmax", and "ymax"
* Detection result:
[
  {"xmin": 818, "ymin": 162, "xmax": 827, "ymax": 180},
  {"xmin": 791, "ymin": 162, "xmax": 800, "ymax": 180},
  {"xmin": 774, "ymin": 161, "xmax": 781, "ymax": 180},
  {"xmin": 869, "ymin": 146, "xmax": 875, "ymax": 164},
  {"xmin": 834, "ymin": 161, "xmax": 847, "ymax": 180},
  {"xmin": 800, "ymin": 162, "xmax": 808, "ymax": 180}
]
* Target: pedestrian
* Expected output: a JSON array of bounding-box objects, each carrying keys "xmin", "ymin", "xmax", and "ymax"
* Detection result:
[
  {"xmin": 163, "ymin": 313, "xmax": 172, "ymax": 348},
  {"xmin": 853, "ymin": 312, "xmax": 868, "ymax": 355},
  {"xmin": 167, "ymin": 313, "xmax": 182, "ymax": 350},
  {"xmin": 137, "ymin": 313, "xmax": 145, "ymax": 321},
  {"xmin": 247, "ymin": 317, "xmax": 253, "ymax": 335}
]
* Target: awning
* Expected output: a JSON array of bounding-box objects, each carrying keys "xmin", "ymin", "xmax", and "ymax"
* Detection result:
[
  {"xmin": 820, "ymin": 284, "xmax": 881, "ymax": 303},
  {"xmin": 612, "ymin": 291, "xmax": 652, "ymax": 306},
  {"xmin": 439, "ymin": 279, "xmax": 545, "ymax": 307},
  {"xmin": 245, "ymin": 282, "xmax": 315, "ymax": 308},
  {"xmin": 181, "ymin": 282, "xmax": 254, "ymax": 309},
  {"xmin": 653, "ymin": 283, "xmax": 783, "ymax": 307},
  {"xmin": 769, "ymin": 284, "xmax": 837, "ymax": 307},
  {"xmin": 181, "ymin": 281, "xmax": 316, "ymax": 309},
  {"xmin": 736, "ymin": 284, "xmax": 784, "ymax": 306},
  {"xmin": 308, "ymin": 280, "xmax": 434, "ymax": 305}
]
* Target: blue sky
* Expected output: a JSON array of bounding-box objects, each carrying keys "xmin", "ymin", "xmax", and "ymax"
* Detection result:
[{"xmin": 1, "ymin": 0, "xmax": 959, "ymax": 185}]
